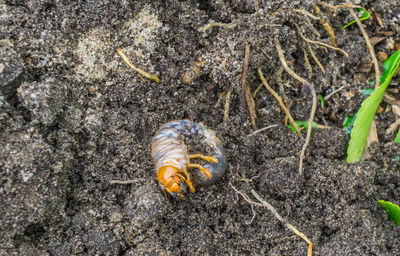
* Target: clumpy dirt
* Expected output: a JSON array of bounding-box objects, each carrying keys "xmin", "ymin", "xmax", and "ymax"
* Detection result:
[{"xmin": 1, "ymin": 0, "xmax": 400, "ymax": 255}]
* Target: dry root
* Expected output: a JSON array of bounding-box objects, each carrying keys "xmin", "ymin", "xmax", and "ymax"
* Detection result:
[
  {"xmin": 258, "ymin": 68, "xmax": 302, "ymax": 136},
  {"xmin": 242, "ymin": 42, "xmax": 258, "ymax": 130},
  {"xmin": 275, "ymin": 38, "xmax": 317, "ymax": 176},
  {"xmin": 230, "ymin": 182, "xmax": 313, "ymax": 256},
  {"xmin": 116, "ymin": 48, "xmax": 160, "ymax": 83}
]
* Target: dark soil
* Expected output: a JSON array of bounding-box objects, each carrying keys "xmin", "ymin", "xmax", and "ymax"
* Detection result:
[{"xmin": 1, "ymin": 0, "xmax": 399, "ymax": 255}]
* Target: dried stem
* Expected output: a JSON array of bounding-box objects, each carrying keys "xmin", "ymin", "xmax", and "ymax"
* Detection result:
[
  {"xmin": 275, "ymin": 38, "xmax": 317, "ymax": 175},
  {"xmin": 258, "ymin": 68, "xmax": 302, "ymax": 136},
  {"xmin": 247, "ymin": 124, "xmax": 278, "ymax": 137},
  {"xmin": 293, "ymin": 8, "xmax": 320, "ymax": 20},
  {"xmin": 344, "ymin": 0, "xmax": 380, "ymax": 89},
  {"xmin": 276, "ymin": 39, "xmax": 315, "ymax": 86},
  {"xmin": 230, "ymin": 182, "xmax": 313, "ymax": 256},
  {"xmin": 293, "ymin": 23, "xmax": 325, "ymax": 73},
  {"xmin": 303, "ymin": 48, "xmax": 313, "ymax": 78},
  {"xmin": 199, "ymin": 22, "xmax": 237, "ymax": 32},
  {"xmin": 307, "ymin": 45, "xmax": 325, "ymax": 73},
  {"xmin": 224, "ymin": 89, "xmax": 233, "ymax": 123},
  {"xmin": 298, "ymin": 88, "xmax": 317, "ymax": 175},
  {"xmin": 324, "ymin": 86, "xmax": 345, "ymax": 101},
  {"xmin": 116, "ymin": 48, "xmax": 160, "ymax": 83},
  {"xmin": 331, "ymin": 3, "xmax": 362, "ymax": 11},
  {"xmin": 294, "ymin": 23, "xmax": 349, "ymax": 58},
  {"xmin": 319, "ymin": 19, "xmax": 337, "ymax": 47},
  {"xmin": 252, "ymin": 83, "xmax": 264, "ymax": 97},
  {"xmin": 316, "ymin": 2, "xmax": 362, "ymax": 12},
  {"xmin": 242, "ymin": 42, "xmax": 258, "ymax": 130},
  {"xmin": 214, "ymin": 92, "xmax": 226, "ymax": 108},
  {"xmin": 251, "ymin": 190, "xmax": 313, "ymax": 256},
  {"xmin": 110, "ymin": 179, "xmax": 136, "ymax": 184}
]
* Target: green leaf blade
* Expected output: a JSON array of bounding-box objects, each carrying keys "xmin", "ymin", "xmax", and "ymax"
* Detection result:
[
  {"xmin": 343, "ymin": 8, "xmax": 371, "ymax": 29},
  {"xmin": 378, "ymin": 200, "xmax": 400, "ymax": 226},
  {"xmin": 318, "ymin": 94, "xmax": 324, "ymax": 109},
  {"xmin": 395, "ymin": 129, "xmax": 400, "ymax": 144},
  {"xmin": 288, "ymin": 120, "xmax": 318, "ymax": 133},
  {"xmin": 347, "ymin": 50, "xmax": 400, "ymax": 163}
]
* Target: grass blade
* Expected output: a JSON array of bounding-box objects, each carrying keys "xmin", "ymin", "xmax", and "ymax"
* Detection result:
[
  {"xmin": 343, "ymin": 8, "xmax": 371, "ymax": 29},
  {"xmin": 395, "ymin": 130, "xmax": 400, "ymax": 144},
  {"xmin": 347, "ymin": 50, "xmax": 400, "ymax": 163},
  {"xmin": 378, "ymin": 200, "xmax": 400, "ymax": 226}
]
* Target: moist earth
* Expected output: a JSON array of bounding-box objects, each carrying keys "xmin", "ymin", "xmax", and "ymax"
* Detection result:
[{"xmin": 1, "ymin": 0, "xmax": 400, "ymax": 255}]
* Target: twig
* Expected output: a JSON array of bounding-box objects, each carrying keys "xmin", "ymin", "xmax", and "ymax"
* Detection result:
[
  {"xmin": 224, "ymin": 89, "xmax": 233, "ymax": 124},
  {"xmin": 316, "ymin": 2, "xmax": 362, "ymax": 12},
  {"xmin": 242, "ymin": 42, "xmax": 258, "ymax": 130},
  {"xmin": 214, "ymin": 92, "xmax": 226, "ymax": 108},
  {"xmin": 276, "ymin": 68, "xmax": 291, "ymax": 109},
  {"xmin": 307, "ymin": 45, "xmax": 326, "ymax": 73},
  {"xmin": 253, "ymin": 83, "xmax": 264, "ymax": 97},
  {"xmin": 275, "ymin": 38, "xmax": 317, "ymax": 175},
  {"xmin": 345, "ymin": 0, "xmax": 380, "ymax": 89},
  {"xmin": 298, "ymin": 90, "xmax": 316, "ymax": 176},
  {"xmin": 294, "ymin": 23, "xmax": 349, "ymax": 58},
  {"xmin": 248, "ymin": 83, "xmax": 256, "ymax": 118},
  {"xmin": 230, "ymin": 182, "xmax": 260, "ymax": 205},
  {"xmin": 293, "ymin": 22, "xmax": 327, "ymax": 72},
  {"xmin": 313, "ymin": 5, "xmax": 337, "ymax": 47},
  {"xmin": 383, "ymin": 93, "xmax": 400, "ymax": 107},
  {"xmin": 303, "ymin": 48, "xmax": 313, "ymax": 79},
  {"xmin": 331, "ymin": 3, "xmax": 362, "ymax": 11},
  {"xmin": 258, "ymin": 68, "xmax": 302, "ymax": 136},
  {"xmin": 199, "ymin": 22, "xmax": 237, "ymax": 32},
  {"xmin": 386, "ymin": 118, "xmax": 400, "ymax": 135},
  {"xmin": 316, "ymin": 124, "xmax": 330, "ymax": 129},
  {"xmin": 247, "ymin": 124, "xmax": 278, "ymax": 136},
  {"xmin": 307, "ymin": 19, "xmax": 321, "ymax": 38},
  {"xmin": 293, "ymin": 8, "xmax": 320, "ymax": 20},
  {"xmin": 116, "ymin": 48, "xmax": 160, "ymax": 83},
  {"xmin": 110, "ymin": 179, "xmax": 136, "ymax": 184},
  {"xmin": 251, "ymin": 189, "xmax": 313, "ymax": 256},
  {"xmin": 324, "ymin": 86, "xmax": 345, "ymax": 101},
  {"xmin": 246, "ymin": 204, "xmax": 257, "ymax": 225},
  {"xmin": 229, "ymin": 182, "xmax": 313, "ymax": 256},
  {"xmin": 254, "ymin": 0, "xmax": 260, "ymax": 14},
  {"xmin": 275, "ymin": 39, "xmax": 311, "ymax": 87},
  {"xmin": 238, "ymin": 173, "xmax": 261, "ymax": 183},
  {"xmin": 319, "ymin": 19, "xmax": 337, "ymax": 47}
]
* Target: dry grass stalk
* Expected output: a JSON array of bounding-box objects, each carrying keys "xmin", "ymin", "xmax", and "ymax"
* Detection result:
[
  {"xmin": 258, "ymin": 68, "xmax": 302, "ymax": 136},
  {"xmin": 230, "ymin": 182, "xmax": 313, "ymax": 256},
  {"xmin": 247, "ymin": 125, "xmax": 278, "ymax": 136},
  {"xmin": 242, "ymin": 42, "xmax": 258, "ymax": 130},
  {"xmin": 110, "ymin": 179, "xmax": 135, "ymax": 184},
  {"xmin": 199, "ymin": 22, "xmax": 237, "ymax": 32},
  {"xmin": 303, "ymin": 48, "xmax": 313, "ymax": 78},
  {"xmin": 116, "ymin": 48, "xmax": 160, "ymax": 83},
  {"xmin": 320, "ymin": 19, "xmax": 337, "ymax": 47},
  {"xmin": 224, "ymin": 89, "xmax": 233, "ymax": 124},
  {"xmin": 344, "ymin": 0, "xmax": 380, "ymax": 88},
  {"xmin": 294, "ymin": 23, "xmax": 349, "ymax": 58},
  {"xmin": 275, "ymin": 38, "xmax": 317, "ymax": 175},
  {"xmin": 307, "ymin": 45, "xmax": 326, "ymax": 73}
]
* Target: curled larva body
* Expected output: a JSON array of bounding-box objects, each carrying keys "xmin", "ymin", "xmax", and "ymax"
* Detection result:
[{"xmin": 151, "ymin": 120, "xmax": 226, "ymax": 198}]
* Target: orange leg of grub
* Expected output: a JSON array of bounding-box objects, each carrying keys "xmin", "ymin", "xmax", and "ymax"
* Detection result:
[
  {"xmin": 189, "ymin": 154, "xmax": 218, "ymax": 163},
  {"xmin": 178, "ymin": 170, "xmax": 195, "ymax": 192},
  {"xmin": 187, "ymin": 163, "xmax": 212, "ymax": 179}
]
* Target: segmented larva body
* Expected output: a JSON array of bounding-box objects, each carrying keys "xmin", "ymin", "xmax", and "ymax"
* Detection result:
[{"xmin": 151, "ymin": 120, "xmax": 226, "ymax": 198}]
